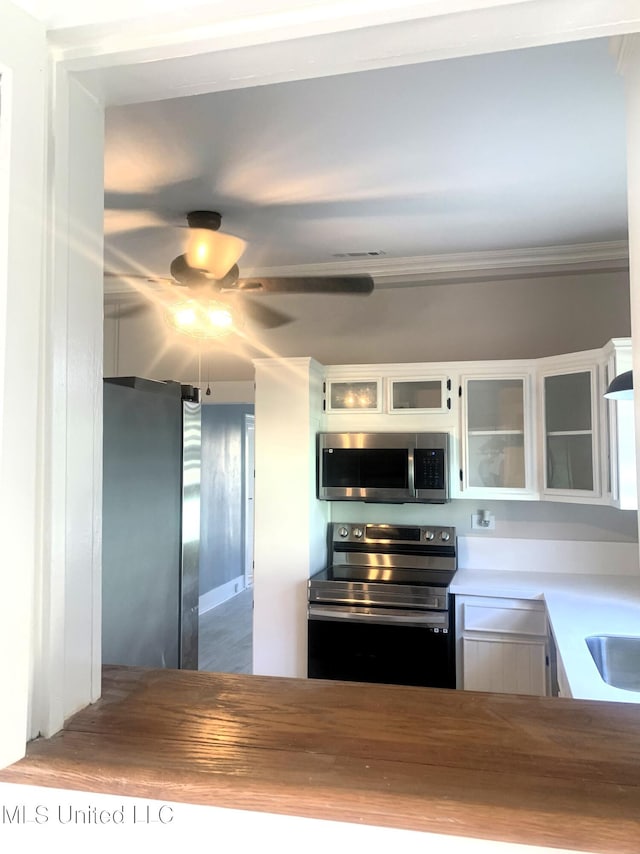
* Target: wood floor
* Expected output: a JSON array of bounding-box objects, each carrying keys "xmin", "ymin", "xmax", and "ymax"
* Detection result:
[
  {"xmin": 1, "ymin": 666, "xmax": 640, "ymax": 852},
  {"xmin": 198, "ymin": 586, "xmax": 252, "ymax": 674}
]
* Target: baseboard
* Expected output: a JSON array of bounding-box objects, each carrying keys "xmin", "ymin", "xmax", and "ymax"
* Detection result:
[{"xmin": 199, "ymin": 575, "xmax": 246, "ymax": 615}]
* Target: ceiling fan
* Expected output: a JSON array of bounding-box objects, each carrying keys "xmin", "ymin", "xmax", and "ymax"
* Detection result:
[{"xmin": 104, "ymin": 210, "xmax": 374, "ymax": 336}]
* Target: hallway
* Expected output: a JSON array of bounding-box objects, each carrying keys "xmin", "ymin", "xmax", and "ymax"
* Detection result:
[{"xmin": 198, "ymin": 587, "xmax": 253, "ymax": 674}]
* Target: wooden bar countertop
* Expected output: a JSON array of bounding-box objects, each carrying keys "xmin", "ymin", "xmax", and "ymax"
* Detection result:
[{"xmin": 2, "ymin": 666, "xmax": 640, "ymax": 852}]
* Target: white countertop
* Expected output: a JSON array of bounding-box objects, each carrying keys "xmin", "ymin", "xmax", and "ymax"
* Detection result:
[{"xmin": 451, "ymin": 569, "xmax": 640, "ymax": 704}]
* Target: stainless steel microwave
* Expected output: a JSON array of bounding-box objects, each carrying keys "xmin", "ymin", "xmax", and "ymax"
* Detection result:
[{"xmin": 317, "ymin": 431, "xmax": 450, "ymax": 503}]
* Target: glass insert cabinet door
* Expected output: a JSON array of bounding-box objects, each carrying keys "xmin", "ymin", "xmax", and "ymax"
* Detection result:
[
  {"xmin": 325, "ymin": 379, "xmax": 381, "ymax": 412},
  {"xmin": 543, "ymin": 370, "xmax": 595, "ymax": 493},
  {"xmin": 388, "ymin": 378, "xmax": 450, "ymax": 413},
  {"xmin": 464, "ymin": 377, "xmax": 527, "ymax": 491}
]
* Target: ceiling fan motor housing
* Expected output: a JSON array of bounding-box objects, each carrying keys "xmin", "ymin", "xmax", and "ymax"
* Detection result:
[{"xmin": 186, "ymin": 210, "xmax": 222, "ymax": 231}]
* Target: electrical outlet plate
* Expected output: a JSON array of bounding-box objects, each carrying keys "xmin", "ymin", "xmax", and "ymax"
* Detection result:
[{"xmin": 471, "ymin": 512, "xmax": 496, "ymax": 531}]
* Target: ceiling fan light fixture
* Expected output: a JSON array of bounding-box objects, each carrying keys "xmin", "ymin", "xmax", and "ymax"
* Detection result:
[
  {"xmin": 208, "ymin": 306, "xmax": 233, "ymax": 330},
  {"xmin": 165, "ymin": 299, "xmax": 236, "ymax": 340},
  {"xmin": 186, "ymin": 228, "xmax": 246, "ymax": 278},
  {"xmin": 174, "ymin": 306, "xmax": 197, "ymax": 328},
  {"xmin": 185, "ymin": 209, "xmax": 246, "ymax": 279}
]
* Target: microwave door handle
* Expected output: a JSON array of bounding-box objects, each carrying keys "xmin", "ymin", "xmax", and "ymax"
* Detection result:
[{"xmin": 408, "ymin": 448, "xmax": 415, "ymax": 496}]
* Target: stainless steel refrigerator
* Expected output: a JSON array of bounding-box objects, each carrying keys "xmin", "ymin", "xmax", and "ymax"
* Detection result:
[{"xmin": 102, "ymin": 377, "xmax": 201, "ymax": 669}]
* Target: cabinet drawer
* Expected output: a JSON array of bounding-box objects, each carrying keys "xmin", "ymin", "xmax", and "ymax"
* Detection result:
[{"xmin": 462, "ymin": 600, "xmax": 547, "ymax": 637}]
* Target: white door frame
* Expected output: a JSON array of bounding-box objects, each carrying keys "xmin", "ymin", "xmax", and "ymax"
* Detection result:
[
  {"xmin": 4, "ymin": 0, "xmax": 640, "ymax": 767},
  {"xmin": 0, "ymin": 0, "xmax": 46, "ymax": 768}
]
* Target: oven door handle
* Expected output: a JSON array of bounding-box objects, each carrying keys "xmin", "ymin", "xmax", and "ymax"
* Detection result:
[{"xmin": 308, "ymin": 604, "xmax": 448, "ymax": 629}]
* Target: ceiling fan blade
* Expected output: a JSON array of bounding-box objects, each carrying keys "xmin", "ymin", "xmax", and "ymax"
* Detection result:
[
  {"xmin": 104, "ymin": 271, "xmax": 175, "ymax": 284},
  {"xmin": 104, "ymin": 302, "xmax": 151, "ymax": 319},
  {"xmin": 234, "ymin": 296, "xmax": 294, "ymax": 329},
  {"xmin": 234, "ymin": 274, "xmax": 374, "ymax": 295}
]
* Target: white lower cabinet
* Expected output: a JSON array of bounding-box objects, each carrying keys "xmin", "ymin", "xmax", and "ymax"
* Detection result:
[
  {"xmin": 455, "ymin": 595, "xmax": 550, "ymax": 696},
  {"xmin": 555, "ymin": 650, "xmax": 572, "ymax": 699}
]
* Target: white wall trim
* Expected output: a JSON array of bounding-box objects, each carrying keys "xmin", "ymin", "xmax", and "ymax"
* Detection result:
[
  {"xmin": 617, "ymin": 32, "xmax": 640, "ymax": 565},
  {"xmin": 39, "ymin": 1, "xmax": 640, "ymax": 108},
  {"xmin": 21, "ymin": 1, "xmax": 537, "ymax": 36},
  {"xmin": 31, "ymin": 62, "xmax": 105, "ymax": 741},
  {"xmin": 458, "ymin": 536, "xmax": 640, "ymax": 575},
  {"xmin": 199, "ymin": 576, "xmax": 246, "ymax": 615},
  {"xmin": 0, "ymin": 0, "xmax": 47, "ymax": 767},
  {"xmin": 242, "ymin": 241, "xmax": 631, "ymax": 279}
]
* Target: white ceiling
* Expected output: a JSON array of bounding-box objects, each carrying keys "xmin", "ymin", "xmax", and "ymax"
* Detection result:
[{"xmin": 103, "ymin": 36, "xmax": 628, "ymax": 290}]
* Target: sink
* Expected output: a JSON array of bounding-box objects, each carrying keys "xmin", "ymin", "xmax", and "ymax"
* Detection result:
[{"xmin": 586, "ymin": 635, "xmax": 640, "ymax": 692}]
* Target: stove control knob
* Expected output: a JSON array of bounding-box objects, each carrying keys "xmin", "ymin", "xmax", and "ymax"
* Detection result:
[
  {"xmin": 352, "ymin": 527, "xmax": 364, "ymax": 539},
  {"xmin": 439, "ymin": 531, "xmax": 451, "ymax": 542},
  {"xmin": 424, "ymin": 530, "xmax": 435, "ymax": 541},
  {"xmin": 338, "ymin": 526, "xmax": 349, "ymax": 538}
]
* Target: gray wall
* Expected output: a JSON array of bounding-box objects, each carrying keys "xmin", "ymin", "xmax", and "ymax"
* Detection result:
[
  {"xmin": 104, "ymin": 269, "xmax": 631, "ymax": 382},
  {"xmin": 200, "ymin": 403, "xmax": 254, "ymax": 596},
  {"xmin": 331, "ymin": 499, "xmax": 638, "ymax": 543},
  {"xmin": 323, "ymin": 269, "xmax": 631, "ymax": 365}
]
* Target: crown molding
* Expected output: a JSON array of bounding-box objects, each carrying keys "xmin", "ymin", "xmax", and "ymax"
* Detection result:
[
  {"xmin": 103, "ymin": 239, "xmax": 629, "ymax": 300},
  {"xmin": 239, "ymin": 240, "xmax": 630, "ymax": 286}
]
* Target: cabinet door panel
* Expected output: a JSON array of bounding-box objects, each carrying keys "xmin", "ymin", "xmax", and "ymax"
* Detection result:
[
  {"xmin": 391, "ymin": 380, "xmax": 443, "ymax": 411},
  {"xmin": 541, "ymin": 365, "xmax": 599, "ymax": 499},
  {"xmin": 544, "ymin": 372, "xmax": 592, "ymax": 432},
  {"xmin": 467, "ymin": 379, "xmax": 524, "ymax": 431},
  {"xmin": 467, "ymin": 434, "xmax": 525, "ymax": 489},
  {"xmin": 462, "ymin": 637, "xmax": 547, "ymax": 696},
  {"xmin": 461, "ymin": 374, "xmax": 533, "ymax": 497},
  {"xmin": 546, "ymin": 434, "xmax": 594, "ymax": 491},
  {"xmin": 327, "ymin": 380, "xmax": 380, "ymax": 411}
]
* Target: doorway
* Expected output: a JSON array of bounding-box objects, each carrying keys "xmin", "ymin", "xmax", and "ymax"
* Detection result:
[
  {"xmin": 20, "ymin": 1, "xmax": 639, "ymax": 752},
  {"xmin": 198, "ymin": 403, "xmax": 255, "ymax": 674}
]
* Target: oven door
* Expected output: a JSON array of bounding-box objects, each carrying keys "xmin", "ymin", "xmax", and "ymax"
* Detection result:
[{"xmin": 307, "ymin": 603, "xmax": 455, "ymax": 689}]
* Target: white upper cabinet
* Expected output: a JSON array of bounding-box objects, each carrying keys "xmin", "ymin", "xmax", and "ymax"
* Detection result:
[
  {"xmin": 320, "ymin": 339, "xmax": 634, "ymax": 507},
  {"xmin": 387, "ymin": 376, "xmax": 452, "ymax": 415},
  {"xmin": 459, "ymin": 369, "xmax": 536, "ymax": 499},
  {"xmin": 539, "ymin": 351, "xmax": 601, "ymax": 502},
  {"xmin": 325, "ymin": 378, "xmax": 382, "ymax": 413},
  {"xmin": 322, "ymin": 364, "xmax": 457, "ymax": 432}
]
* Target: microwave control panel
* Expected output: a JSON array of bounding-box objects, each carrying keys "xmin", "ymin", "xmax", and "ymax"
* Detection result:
[{"xmin": 414, "ymin": 448, "xmax": 446, "ymax": 490}]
